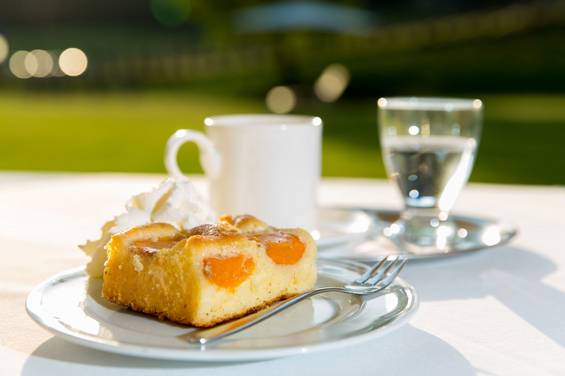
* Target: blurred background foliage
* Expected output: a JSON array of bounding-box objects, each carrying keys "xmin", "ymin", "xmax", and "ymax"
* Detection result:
[{"xmin": 0, "ymin": 0, "xmax": 564, "ymax": 184}]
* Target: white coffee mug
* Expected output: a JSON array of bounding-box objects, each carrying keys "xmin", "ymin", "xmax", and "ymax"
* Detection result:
[{"xmin": 165, "ymin": 114, "xmax": 323, "ymax": 229}]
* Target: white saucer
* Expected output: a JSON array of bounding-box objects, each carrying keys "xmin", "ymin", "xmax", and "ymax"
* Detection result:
[
  {"xmin": 312, "ymin": 208, "xmax": 376, "ymax": 248},
  {"xmin": 26, "ymin": 259, "xmax": 418, "ymax": 362}
]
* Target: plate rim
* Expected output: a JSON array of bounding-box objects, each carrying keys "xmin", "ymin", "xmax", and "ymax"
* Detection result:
[{"xmin": 26, "ymin": 260, "xmax": 418, "ymax": 361}]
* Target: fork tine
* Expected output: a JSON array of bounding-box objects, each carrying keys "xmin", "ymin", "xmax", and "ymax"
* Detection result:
[
  {"xmin": 358, "ymin": 255, "xmax": 402, "ymax": 285},
  {"xmin": 364, "ymin": 256, "xmax": 402, "ymax": 286},
  {"xmin": 367, "ymin": 257, "xmax": 407, "ymax": 287},
  {"xmin": 354, "ymin": 256, "xmax": 391, "ymax": 284}
]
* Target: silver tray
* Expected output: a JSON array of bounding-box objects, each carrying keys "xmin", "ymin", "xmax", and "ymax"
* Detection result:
[{"xmin": 321, "ymin": 209, "xmax": 517, "ymax": 261}]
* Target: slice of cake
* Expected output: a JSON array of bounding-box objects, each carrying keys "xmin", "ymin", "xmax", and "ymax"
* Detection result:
[{"xmin": 102, "ymin": 215, "xmax": 317, "ymax": 327}]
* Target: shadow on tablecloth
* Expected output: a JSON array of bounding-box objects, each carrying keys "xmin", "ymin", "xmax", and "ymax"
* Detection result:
[
  {"xmin": 21, "ymin": 324, "xmax": 475, "ymax": 375},
  {"xmin": 403, "ymin": 245, "xmax": 565, "ymax": 349}
]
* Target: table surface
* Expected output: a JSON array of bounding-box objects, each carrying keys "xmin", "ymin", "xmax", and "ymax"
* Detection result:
[{"xmin": 1, "ymin": 173, "xmax": 564, "ymax": 376}]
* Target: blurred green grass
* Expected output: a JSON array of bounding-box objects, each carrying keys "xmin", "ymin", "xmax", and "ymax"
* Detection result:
[{"xmin": 1, "ymin": 91, "xmax": 564, "ymax": 185}]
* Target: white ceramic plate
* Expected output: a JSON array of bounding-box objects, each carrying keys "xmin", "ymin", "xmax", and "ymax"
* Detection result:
[
  {"xmin": 312, "ymin": 208, "xmax": 376, "ymax": 248},
  {"xmin": 26, "ymin": 259, "xmax": 418, "ymax": 362}
]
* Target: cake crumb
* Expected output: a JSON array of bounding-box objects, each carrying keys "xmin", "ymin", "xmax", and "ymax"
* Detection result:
[{"xmin": 132, "ymin": 254, "xmax": 144, "ymax": 272}]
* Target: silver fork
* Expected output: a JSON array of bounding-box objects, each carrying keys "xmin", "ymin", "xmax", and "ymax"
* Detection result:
[{"xmin": 179, "ymin": 255, "xmax": 407, "ymax": 345}]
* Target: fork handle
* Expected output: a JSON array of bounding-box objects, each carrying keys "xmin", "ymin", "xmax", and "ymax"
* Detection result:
[{"xmin": 180, "ymin": 286, "xmax": 343, "ymax": 345}]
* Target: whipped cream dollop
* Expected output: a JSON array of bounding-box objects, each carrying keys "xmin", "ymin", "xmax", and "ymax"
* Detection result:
[{"xmin": 80, "ymin": 177, "xmax": 215, "ymax": 277}]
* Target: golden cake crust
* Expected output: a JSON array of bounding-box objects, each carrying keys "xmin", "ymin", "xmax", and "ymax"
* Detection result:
[{"xmin": 102, "ymin": 215, "xmax": 317, "ymax": 327}]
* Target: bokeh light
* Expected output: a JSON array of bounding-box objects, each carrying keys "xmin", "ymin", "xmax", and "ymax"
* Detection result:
[
  {"xmin": 314, "ymin": 63, "xmax": 350, "ymax": 103},
  {"xmin": 23, "ymin": 52, "xmax": 38, "ymax": 77},
  {"xmin": 265, "ymin": 86, "xmax": 296, "ymax": 114},
  {"xmin": 473, "ymin": 99, "xmax": 483, "ymax": 109},
  {"xmin": 59, "ymin": 48, "xmax": 88, "ymax": 76},
  {"xmin": 0, "ymin": 35, "xmax": 9, "ymax": 64},
  {"xmin": 9, "ymin": 50, "xmax": 31, "ymax": 79},
  {"xmin": 30, "ymin": 49, "xmax": 54, "ymax": 77}
]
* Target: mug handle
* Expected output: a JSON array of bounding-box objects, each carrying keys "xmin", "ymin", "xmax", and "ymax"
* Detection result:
[{"xmin": 165, "ymin": 129, "xmax": 221, "ymax": 180}]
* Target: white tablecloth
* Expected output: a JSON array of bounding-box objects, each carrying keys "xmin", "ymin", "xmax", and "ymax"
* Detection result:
[{"xmin": 1, "ymin": 173, "xmax": 564, "ymax": 376}]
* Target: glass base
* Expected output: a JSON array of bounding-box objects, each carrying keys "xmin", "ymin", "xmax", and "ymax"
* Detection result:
[{"xmin": 383, "ymin": 210, "xmax": 457, "ymax": 251}]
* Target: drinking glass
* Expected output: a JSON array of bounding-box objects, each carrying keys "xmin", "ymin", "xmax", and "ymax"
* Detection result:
[{"xmin": 378, "ymin": 97, "xmax": 483, "ymax": 251}]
